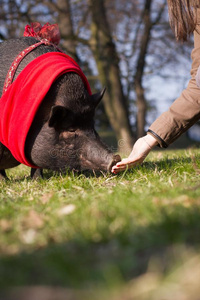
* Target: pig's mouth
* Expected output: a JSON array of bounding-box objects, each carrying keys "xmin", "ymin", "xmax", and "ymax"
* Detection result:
[
  {"xmin": 107, "ymin": 154, "xmax": 121, "ymax": 172},
  {"xmin": 73, "ymin": 153, "xmax": 121, "ymax": 174}
]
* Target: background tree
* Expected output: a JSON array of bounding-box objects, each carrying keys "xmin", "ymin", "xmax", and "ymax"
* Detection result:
[
  {"xmin": 89, "ymin": 0, "xmax": 134, "ymax": 153},
  {"xmin": 133, "ymin": 0, "xmax": 166, "ymax": 137}
]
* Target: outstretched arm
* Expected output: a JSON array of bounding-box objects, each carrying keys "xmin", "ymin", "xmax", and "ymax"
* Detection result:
[{"xmin": 111, "ymin": 134, "xmax": 158, "ymax": 173}]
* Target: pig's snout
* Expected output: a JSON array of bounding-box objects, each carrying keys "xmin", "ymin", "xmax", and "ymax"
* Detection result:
[{"xmin": 107, "ymin": 154, "xmax": 121, "ymax": 172}]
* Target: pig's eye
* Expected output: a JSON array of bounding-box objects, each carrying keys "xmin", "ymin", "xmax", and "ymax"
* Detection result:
[
  {"xmin": 60, "ymin": 131, "xmax": 76, "ymax": 140},
  {"xmin": 68, "ymin": 128, "xmax": 76, "ymax": 132}
]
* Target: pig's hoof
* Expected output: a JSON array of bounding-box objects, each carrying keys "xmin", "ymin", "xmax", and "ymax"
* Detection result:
[
  {"xmin": 0, "ymin": 170, "xmax": 8, "ymax": 180},
  {"xmin": 31, "ymin": 168, "xmax": 43, "ymax": 179}
]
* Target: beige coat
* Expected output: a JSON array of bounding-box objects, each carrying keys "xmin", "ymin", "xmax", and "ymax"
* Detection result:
[{"xmin": 148, "ymin": 14, "xmax": 200, "ymax": 148}]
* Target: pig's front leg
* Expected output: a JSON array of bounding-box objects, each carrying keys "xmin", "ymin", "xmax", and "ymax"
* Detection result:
[
  {"xmin": 31, "ymin": 168, "xmax": 43, "ymax": 179},
  {"xmin": 0, "ymin": 170, "xmax": 7, "ymax": 180}
]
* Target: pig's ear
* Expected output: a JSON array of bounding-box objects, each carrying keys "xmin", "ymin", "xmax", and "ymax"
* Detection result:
[
  {"xmin": 48, "ymin": 105, "xmax": 69, "ymax": 128},
  {"xmin": 91, "ymin": 87, "xmax": 106, "ymax": 108}
]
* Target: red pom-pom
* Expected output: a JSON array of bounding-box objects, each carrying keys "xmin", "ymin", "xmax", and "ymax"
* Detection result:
[{"xmin": 24, "ymin": 22, "xmax": 60, "ymax": 45}]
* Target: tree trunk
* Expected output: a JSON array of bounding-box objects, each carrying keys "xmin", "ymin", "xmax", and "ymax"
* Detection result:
[
  {"xmin": 89, "ymin": 0, "xmax": 134, "ymax": 154},
  {"xmin": 135, "ymin": 84, "xmax": 147, "ymax": 138},
  {"xmin": 56, "ymin": 0, "xmax": 78, "ymax": 61},
  {"xmin": 134, "ymin": 0, "xmax": 153, "ymax": 138}
]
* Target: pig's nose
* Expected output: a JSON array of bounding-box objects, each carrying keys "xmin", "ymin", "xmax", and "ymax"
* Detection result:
[{"xmin": 107, "ymin": 154, "xmax": 121, "ymax": 172}]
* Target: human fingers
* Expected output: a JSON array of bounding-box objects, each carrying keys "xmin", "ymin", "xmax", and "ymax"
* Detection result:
[{"xmin": 111, "ymin": 158, "xmax": 141, "ymax": 173}]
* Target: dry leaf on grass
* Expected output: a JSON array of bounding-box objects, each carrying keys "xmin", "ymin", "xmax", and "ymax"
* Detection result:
[
  {"xmin": 57, "ymin": 204, "xmax": 76, "ymax": 216},
  {"xmin": 21, "ymin": 229, "xmax": 37, "ymax": 244},
  {"xmin": 22, "ymin": 210, "xmax": 44, "ymax": 229},
  {"xmin": 40, "ymin": 192, "xmax": 54, "ymax": 204},
  {"xmin": 0, "ymin": 219, "xmax": 12, "ymax": 232}
]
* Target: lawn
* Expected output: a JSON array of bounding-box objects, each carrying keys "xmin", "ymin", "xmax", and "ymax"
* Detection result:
[{"xmin": 0, "ymin": 148, "xmax": 200, "ymax": 299}]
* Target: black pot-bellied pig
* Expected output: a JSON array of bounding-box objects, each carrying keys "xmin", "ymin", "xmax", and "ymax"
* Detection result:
[{"xmin": 0, "ymin": 23, "xmax": 121, "ymax": 179}]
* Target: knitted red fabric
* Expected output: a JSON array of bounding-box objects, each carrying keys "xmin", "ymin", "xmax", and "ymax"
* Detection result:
[
  {"xmin": 0, "ymin": 52, "xmax": 92, "ymax": 168},
  {"xmin": 24, "ymin": 22, "xmax": 61, "ymax": 45}
]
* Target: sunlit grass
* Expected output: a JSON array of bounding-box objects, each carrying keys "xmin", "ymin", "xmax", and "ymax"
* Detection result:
[{"xmin": 0, "ymin": 148, "xmax": 200, "ymax": 299}]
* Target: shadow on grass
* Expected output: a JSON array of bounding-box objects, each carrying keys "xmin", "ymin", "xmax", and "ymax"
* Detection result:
[
  {"xmin": 2, "ymin": 168, "xmax": 108, "ymax": 183},
  {"xmin": 143, "ymin": 156, "xmax": 193, "ymax": 171},
  {"xmin": 4, "ymin": 152, "xmax": 199, "ymax": 182},
  {"xmin": 22, "ymin": 156, "xmax": 198, "ymax": 181},
  {"xmin": 42, "ymin": 169, "xmax": 109, "ymax": 180},
  {"xmin": 43, "ymin": 154, "xmax": 200, "ymax": 180},
  {"xmin": 0, "ymin": 205, "xmax": 200, "ymax": 291}
]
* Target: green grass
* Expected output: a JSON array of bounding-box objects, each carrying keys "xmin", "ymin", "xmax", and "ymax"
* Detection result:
[{"xmin": 1, "ymin": 148, "xmax": 200, "ymax": 298}]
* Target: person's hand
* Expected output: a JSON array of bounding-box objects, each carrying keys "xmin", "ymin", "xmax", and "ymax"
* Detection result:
[{"xmin": 111, "ymin": 134, "xmax": 158, "ymax": 174}]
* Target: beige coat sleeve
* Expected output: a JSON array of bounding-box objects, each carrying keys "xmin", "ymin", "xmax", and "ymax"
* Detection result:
[{"xmin": 148, "ymin": 16, "xmax": 200, "ymax": 148}]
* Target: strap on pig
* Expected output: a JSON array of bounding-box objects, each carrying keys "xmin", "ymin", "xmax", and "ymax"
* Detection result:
[
  {"xmin": 0, "ymin": 23, "xmax": 92, "ymax": 168},
  {"xmin": 3, "ymin": 23, "xmax": 63, "ymax": 94}
]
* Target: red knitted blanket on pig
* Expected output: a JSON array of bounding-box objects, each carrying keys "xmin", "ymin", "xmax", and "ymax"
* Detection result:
[{"xmin": 0, "ymin": 52, "xmax": 92, "ymax": 168}]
